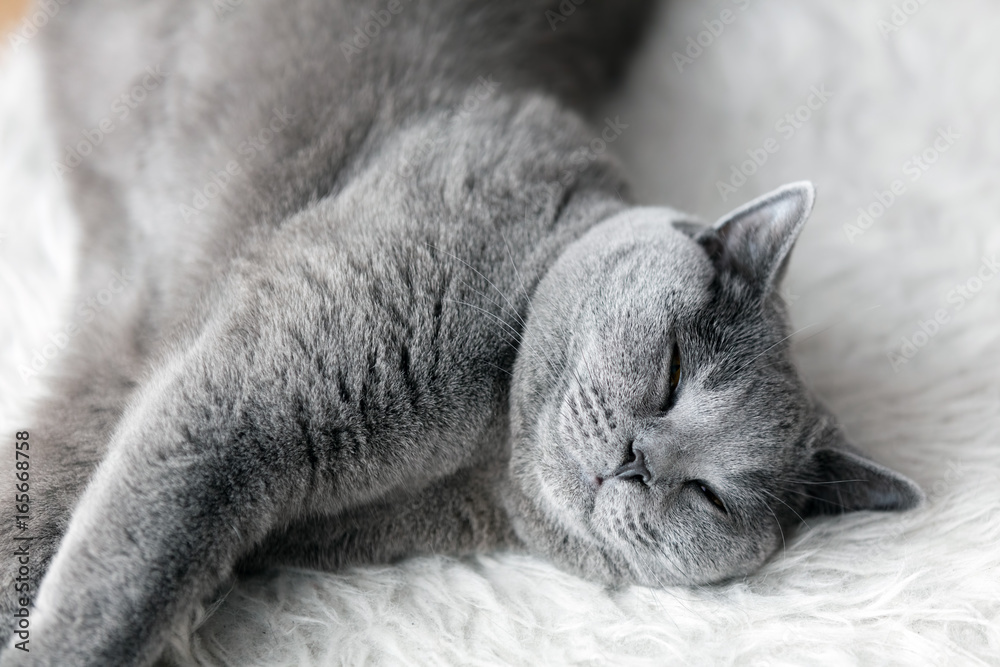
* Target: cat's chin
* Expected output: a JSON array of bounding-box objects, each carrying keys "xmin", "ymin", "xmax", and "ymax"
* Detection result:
[
  {"xmin": 502, "ymin": 459, "xmax": 765, "ymax": 589},
  {"xmin": 528, "ymin": 445, "xmax": 599, "ymax": 537}
]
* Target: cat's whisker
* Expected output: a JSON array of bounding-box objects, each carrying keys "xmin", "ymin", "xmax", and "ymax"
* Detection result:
[
  {"xmin": 442, "ymin": 298, "xmax": 523, "ymax": 343},
  {"xmin": 500, "ymin": 229, "xmax": 592, "ymax": 393},
  {"xmin": 622, "ymin": 508, "xmax": 711, "ymax": 601},
  {"xmin": 427, "ymin": 241, "xmax": 529, "ymax": 330},
  {"xmin": 499, "ymin": 230, "xmax": 530, "ymax": 319},
  {"xmin": 759, "ymin": 488, "xmax": 810, "ymax": 529},
  {"xmin": 740, "ymin": 302, "xmax": 883, "ymax": 376},
  {"xmin": 641, "ymin": 539, "xmax": 716, "ymax": 613},
  {"xmin": 443, "ymin": 298, "xmax": 571, "ymax": 386},
  {"xmin": 431, "ymin": 239, "xmax": 571, "ymax": 385},
  {"xmin": 774, "ymin": 478, "xmax": 865, "ymax": 486},
  {"xmin": 623, "ymin": 532, "xmax": 687, "ymax": 608},
  {"xmin": 757, "ymin": 496, "xmax": 787, "ymax": 561},
  {"xmin": 457, "ymin": 279, "xmax": 527, "ymax": 328},
  {"xmin": 629, "ymin": 559, "xmax": 684, "ymax": 626},
  {"xmin": 770, "ymin": 484, "xmax": 851, "ymax": 512},
  {"xmin": 452, "ymin": 279, "xmax": 572, "ymax": 385},
  {"xmin": 585, "ymin": 539, "xmax": 690, "ymax": 631},
  {"xmin": 486, "ymin": 363, "xmax": 514, "ymax": 378},
  {"xmin": 732, "ymin": 322, "xmax": 821, "ymax": 376},
  {"xmin": 791, "ymin": 303, "xmax": 883, "ymax": 346},
  {"xmin": 442, "ymin": 297, "xmax": 546, "ymax": 377},
  {"xmin": 578, "ymin": 346, "xmax": 599, "ymax": 384},
  {"xmin": 513, "ymin": 329, "xmax": 571, "ymax": 381},
  {"xmin": 192, "ymin": 578, "xmax": 237, "ymax": 632}
]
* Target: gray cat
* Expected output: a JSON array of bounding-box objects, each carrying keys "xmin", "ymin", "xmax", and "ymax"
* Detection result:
[{"xmin": 0, "ymin": 0, "xmax": 922, "ymax": 664}]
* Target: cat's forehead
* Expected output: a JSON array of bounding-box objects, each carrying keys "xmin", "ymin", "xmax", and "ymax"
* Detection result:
[
  {"xmin": 570, "ymin": 207, "xmax": 716, "ymax": 316},
  {"xmin": 566, "ymin": 209, "xmax": 795, "ymax": 396}
]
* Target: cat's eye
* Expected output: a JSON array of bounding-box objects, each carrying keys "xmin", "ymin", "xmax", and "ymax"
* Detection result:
[
  {"xmin": 661, "ymin": 342, "xmax": 682, "ymax": 412},
  {"xmin": 692, "ymin": 481, "xmax": 727, "ymax": 514}
]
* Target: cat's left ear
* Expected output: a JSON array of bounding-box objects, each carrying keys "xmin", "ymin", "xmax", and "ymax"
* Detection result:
[
  {"xmin": 803, "ymin": 423, "xmax": 924, "ymax": 517},
  {"xmin": 699, "ymin": 181, "xmax": 815, "ymax": 293}
]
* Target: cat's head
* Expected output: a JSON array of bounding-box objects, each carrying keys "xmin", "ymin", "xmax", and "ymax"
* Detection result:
[{"xmin": 506, "ymin": 182, "xmax": 922, "ymax": 586}]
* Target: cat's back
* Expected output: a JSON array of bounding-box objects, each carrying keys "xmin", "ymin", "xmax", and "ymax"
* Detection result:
[
  {"xmin": 39, "ymin": 0, "xmax": 650, "ymax": 336},
  {"xmin": 41, "ymin": 0, "xmax": 653, "ymax": 227}
]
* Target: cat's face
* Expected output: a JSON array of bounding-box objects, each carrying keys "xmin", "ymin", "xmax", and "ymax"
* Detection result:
[{"xmin": 508, "ymin": 183, "xmax": 922, "ymax": 586}]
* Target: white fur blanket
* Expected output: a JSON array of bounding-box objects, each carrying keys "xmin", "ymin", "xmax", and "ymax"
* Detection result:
[{"xmin": 1, "ymin": 0, "xmax": 998, "ymax": 664}]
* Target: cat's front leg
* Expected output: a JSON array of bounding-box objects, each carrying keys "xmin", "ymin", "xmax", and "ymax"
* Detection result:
[
  {"xmin": 0, "ymin": 299, "xmax": 478, "ymax": 666},
  {"xmin": 238, "ymin": 466, "xmax": 519, "ymax": 574},
  {"xmin": 0, "ymin": 346, "xmax": 141, "ymax": 647},
  {"xmin": 0, "ymin": 338, "xmax": 322, "ymax": 666}
]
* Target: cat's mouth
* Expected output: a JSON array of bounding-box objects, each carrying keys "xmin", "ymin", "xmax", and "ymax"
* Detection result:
[
  {"xmin": 576, "ymin": 440, "xmax": 652, "ymax": 491},
  {"xmin": 566, "ymin": 446, "xmax": 641, "ymax": 498},
  {"xmin": 580, "ymin": 463, "xmax": 602, "ymax": 492}
]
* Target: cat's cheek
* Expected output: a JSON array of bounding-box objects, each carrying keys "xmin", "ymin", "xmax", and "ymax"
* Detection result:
[
  {"xmin": 534, "ymin": 444, "xmax": 594, "ymax": 527},
  {"xmin": 590, "ymin": 481, "xmax": 637, "ymax": 533}
]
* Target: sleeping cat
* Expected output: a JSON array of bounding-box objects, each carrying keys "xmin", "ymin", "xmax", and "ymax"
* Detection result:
[{"xmin": 0, "ymin": 0, "xmax": 922, "ymax": 664}]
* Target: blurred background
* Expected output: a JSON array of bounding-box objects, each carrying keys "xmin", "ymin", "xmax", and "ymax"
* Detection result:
[{"xmin": 0, "ymin": 1, "xmax": 27, "ymax": 34}]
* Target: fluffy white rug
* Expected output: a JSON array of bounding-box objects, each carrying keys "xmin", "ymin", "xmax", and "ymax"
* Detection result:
[{"xmin": 2, "ymin": 0, "xmax": 999, "ymax": 664}]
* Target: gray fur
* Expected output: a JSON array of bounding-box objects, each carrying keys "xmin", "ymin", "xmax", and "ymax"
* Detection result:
[{"xmin": 0, "ymin": 1, "xmax": 921, "ymax": 664}]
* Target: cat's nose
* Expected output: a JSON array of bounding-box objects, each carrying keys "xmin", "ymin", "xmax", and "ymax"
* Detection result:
[{"xmin": 612, "ymin": 443, "xmax": 651, "ymax": 484}]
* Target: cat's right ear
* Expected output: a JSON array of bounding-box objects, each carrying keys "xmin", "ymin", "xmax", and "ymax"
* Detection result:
[
  {"xmin": 802, "ymin": 447, "xmax": 925, "ymax": 516},
  {"xmin": 801, "ymin": 415, "xmax": 925, "ymax": 516},
  {"xmin": 696, "ymin": 181, "xmax": 815, "ymax": 294}
]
